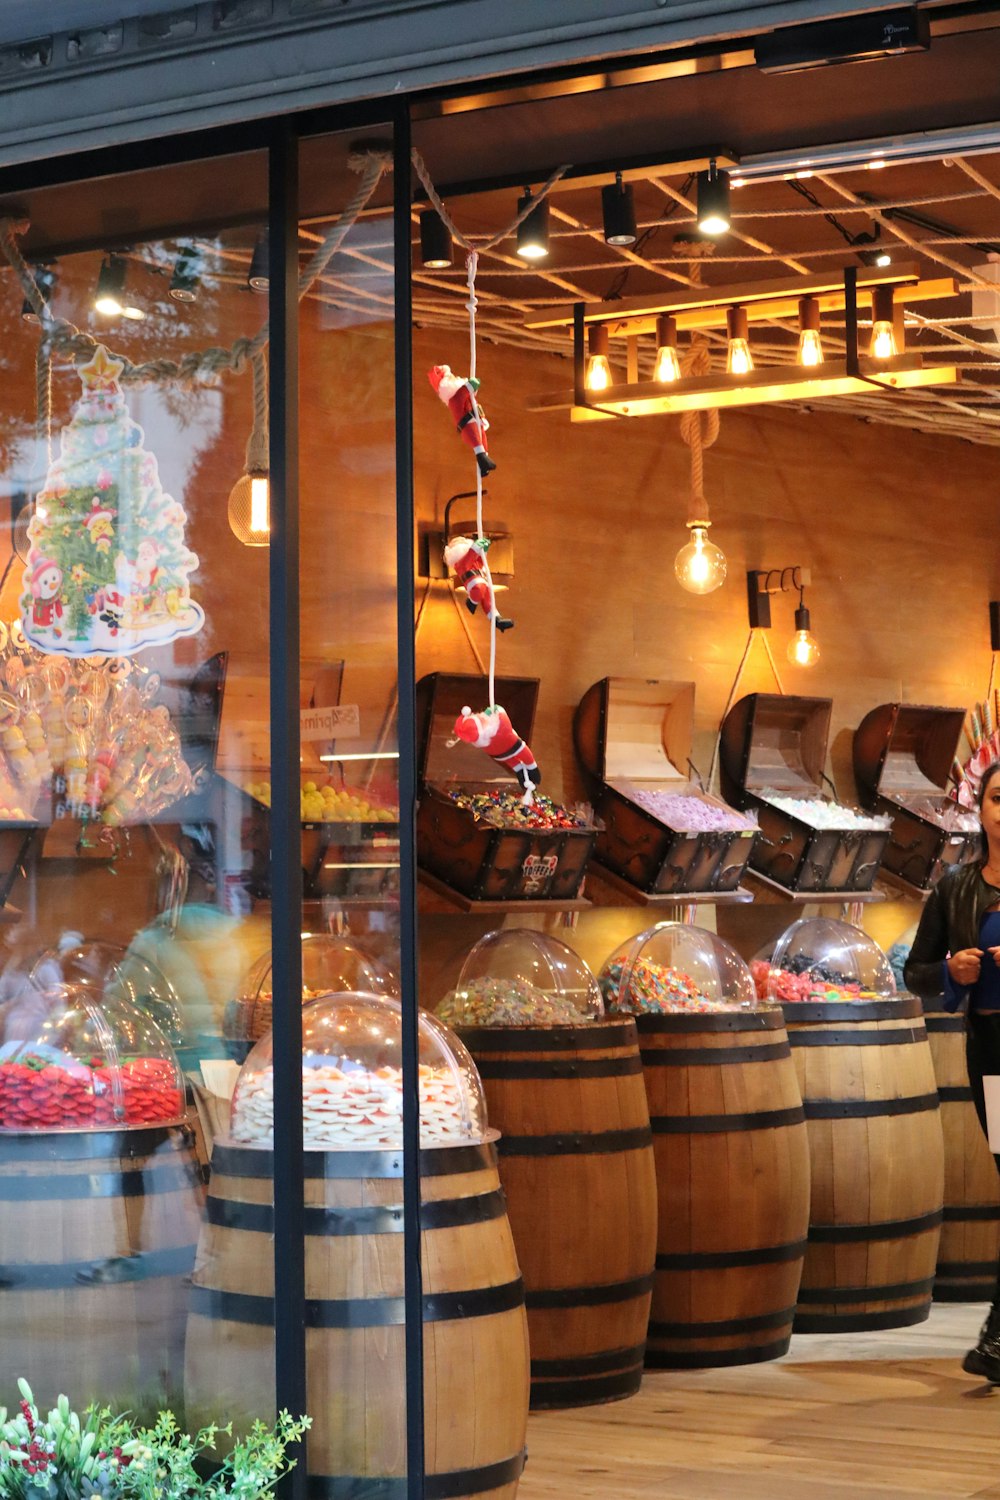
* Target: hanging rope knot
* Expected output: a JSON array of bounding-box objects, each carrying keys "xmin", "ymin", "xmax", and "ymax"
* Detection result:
[{"xmin": 347, "ymin": 145, "xmax": 393, "ymax": 173}]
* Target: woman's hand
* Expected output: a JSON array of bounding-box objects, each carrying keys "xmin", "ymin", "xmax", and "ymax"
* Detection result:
[{"xmin": 948, "ymin": 948, "xmax": 984, "ymax": 985}]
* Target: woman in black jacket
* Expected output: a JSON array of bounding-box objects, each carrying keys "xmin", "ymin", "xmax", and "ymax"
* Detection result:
[{"xmin": 905, "ymin": 760, "xmax": 1000, "ymax": 1380}]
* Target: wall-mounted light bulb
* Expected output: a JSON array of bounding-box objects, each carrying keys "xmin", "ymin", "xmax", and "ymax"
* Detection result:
[
  {"xmin": 870, "ymin": 284, "xmax": 898, "ymax": 360},
  {"xmin": 726, "ymin": 306, "xmax": 753, "ymax": 375},
  {"xmin": 586, "ymin": 324, "xmax": 612, "ymax": 391},
  {"xmin": 797, "ymin": 297, "xmax": 824, "ymax": 366},
  {"xmin": 654, "ymin": 314, "xmax": 681, "ymax": 383},
  {"xmin": 674, "ymin": 523, "xmax": 727, "ymax": 595},
  {"xmin": 787, "ymin": 601, "xmax": 820, "ymax": 666}
]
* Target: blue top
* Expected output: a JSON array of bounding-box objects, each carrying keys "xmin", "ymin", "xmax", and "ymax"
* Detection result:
[{"xmin": 943, "ymin": 907, "xmax": 1000, "ymax": 1012}]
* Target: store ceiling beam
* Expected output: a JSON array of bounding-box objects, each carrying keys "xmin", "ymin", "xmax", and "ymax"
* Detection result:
[{"xmin": 418, "ymin": 148, "xmax": 739, "ymax": 204}]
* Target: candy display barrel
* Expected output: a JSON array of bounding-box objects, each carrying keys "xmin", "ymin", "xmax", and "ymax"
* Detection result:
[
  {"xmin": 924, "ymin": 1010, "xmax": 1000, "ymax": 1300},
  {"xmin": 455, "ymin": 1018, "xmax": 657, "ymax": 1408},
  {"xmin": 783, "ymin": 996, "xmax": 945, "ymax": 1330},
  {"xmin": 638, "ymin": 1010, "xmax": 809, "ymax": 1367},
  {"xmin": 185, "ymin": 1136, "xmax": 529, "ymax": 1499},
  {"xmin": 0, "ymin": 1123, "xmax": 202, "ymax": 1408}
]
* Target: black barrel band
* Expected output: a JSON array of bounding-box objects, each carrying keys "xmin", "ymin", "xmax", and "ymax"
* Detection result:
[
  {"xmin": 308, "ymin": 1451, "xmax": 526, "ymax": 1500},
  {"xmin": 924, "ymin": 1015, "xmax": 967, "ymax": 1032},
  {"xmin": 648, "ymin": 1306, "xmax": 795, "ymax": 1338},
  {"xmin": 0, "ymin": 1126, "xmax": 184, "ymax": 1161},
  {"xmin": 474, "ymin": 1056, "xmax": 642, "ymax": 1080},
  {"xmin": 651, "ymin": 1106, "xmax": 804, "ymax": 1135},
  {"xmin": 803, "ymin": 1093, "xmax": 939, "ymax": 1120},
  {"xmin": 788, "ymin": 1027, "xmax": 926, "ymax": 1048},
  {"xmin": 499, "ymin": 1127, "xmax": 652, "ymax": 1156},
  {"xmin": 0, "ymin": 1243, "xmax": 196, "ymax": 1290},
  {"xmin": 205, "ymin": 1189, "xmax": 507, "ymax": 1237},
  {"xmin": 525, "ymin": 1273, "xmax": 653, "ymax": 1309},
  {"xmin": 783, "ymin": 998, "xmax": 922, "ymax": 1022},
  {"xmin": 656, "ymin": 1240, "xmax": 806, "ymax": 1270},
  {"xmin": 639, "ymin": 1042, "xmax": 791, "ymax": 1067},
  {"xmin": 529, "ymin": 1368, "xmax": 643, "ymax": 1408},
  {"xmin": 636, "ymin": 1012, "xmax": 783, "ymax": 1035},
  {"xmin": 645, "ymin": 1336, "xmax": 791, "ymax": 1370},
  {"xmin": 933, "ymin": 1282, "xmax": 996, "ymax": 1301},
  {"xmin": 0, "ymin": 1161, "xmax": 203, "ymax": 1201},
  {"xmin": 210, "ymin": 1142, "xmax": 497, "ymax": 1180},
  {"xmin": 794, "ymin": 1305, "xmax": 930, "ymax": 1334},
  {"xmin": 938, "ymin": 1086, "xmax": 974, "ymax": 1103},
  {"xmin": 456, "ymin": 1023, "xmax": 634, "ymax": 1051},
  {"xmin": 529, "ymin": 1343, "xmax": 646, "ymax": 1378},
  {"xmin": 936, "ymin": 1259, "xmax": 1000, "ymax": 1277},
  {"xmin": 797, "ymin": 1275, "xmax": 935, "ymax": 1306},
  {"xmin": 190, "ymin": 1277, "xmax": 524, "ymax": 1328},
  {"xmin": 807, "ymin": 1209, "xmax": 942, "ymax": 1244},
  {"xmin": 942, "ymin": 1204, "xmax": 1000, "ymax": 1222}
]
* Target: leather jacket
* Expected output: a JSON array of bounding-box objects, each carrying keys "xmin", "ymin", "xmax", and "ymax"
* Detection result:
[{"xmin": 903, "ymin": 860, "xmax": 999, "ymax": 1000}]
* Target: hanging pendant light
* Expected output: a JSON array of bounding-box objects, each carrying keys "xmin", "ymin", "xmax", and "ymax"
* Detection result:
[
  {"xmin": 797, "ymin": 297, "xmax": 824, "ymax": 366},
  {"xmin": 675, "ymin": 522, "xmax": 727, "ymax": 595},
  {"xmin": 726, "ymin": 306, "xmax": 753, "ymax": 375},
  {"xmin": 654, "ymin": 314, "xmax": 682, "ymax": 383},
  {"xmin": 228, "ymin": 352, "xmax": 271, "ymax": 547},
  {"xmin": 602, "ymin": 171, "xmax": 637, "ymax": 247},
  {"xmin": 870, "ymin": 285, "xmax": 898, "ymax": 359},
  {"xmin": 585, "ymin": 325, "xmax": 612, "ymax": 391},
  {"xmin": 787, "ymin": 587, "xmax": 820, "ymax": 666}
]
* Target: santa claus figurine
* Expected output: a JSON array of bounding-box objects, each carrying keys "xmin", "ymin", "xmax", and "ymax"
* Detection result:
[
  {"xmin": 428, "ymin": 365, "xmax": 496, "ymax": 477},
  {"xmin": 453, "ymin": 703, "xmax": 540, "ymax": 804},
  {"xmin": 443, "ymin": 535, "xmax": 513, "ymax": 632}
]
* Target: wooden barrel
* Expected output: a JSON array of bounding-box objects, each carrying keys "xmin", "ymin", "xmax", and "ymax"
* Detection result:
[
  {"xmin": 0, "ymin": 1123, "xmax": 203, "ymax": 1410},
  {"xmin": 455, "ymin": 1018, "xmax": 656, "ymax": 1409},
  {"xmin": 185, "ymin": 1137, "xmax": 529, "ymax": 1500},
  {"xmin": 639, "ymin": 1009, "xmax": 810, "ymax": 1368},
  {"xmin": 925, "ymin": 1011, "xmax": 1000, "ymax": 1300},
  {"xmin": 783, "ymin": 995, "xmax": 945, "ymax": 1331}
]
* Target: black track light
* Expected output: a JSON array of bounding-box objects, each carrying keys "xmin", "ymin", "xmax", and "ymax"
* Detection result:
[
  {"xmin": 248, "ymin": 232, "xmax": 269, "ymax": 293},
  {"xmin": 94, "ymin": 256, "xmax": 127, "ymax": 317},
  {"xmin": 852, "ymin": 224, "xmax": 892, "ymax": 268},
  {"xmin": 602, "ymin": 171, "xmax": 637, "ymax": 247},
  {"xmin": 169, "ymin": 252, "xmax": 200, "ymax": 303},
  {"xmin": 697, "ymin": 159, "xmax": 731, "ymax": 236},
  {"xmin": 21, "ymin": 264, "xmax": 56, "ymax": 325},
  {"xmin": 419, "ymin": 208, "xmax": 453, "ymax": 269},
  {"xmin": 516, "ymin": 189, "xmax": 549, "ymax": 261}
]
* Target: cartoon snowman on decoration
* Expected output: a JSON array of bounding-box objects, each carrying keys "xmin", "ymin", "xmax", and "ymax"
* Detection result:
[{"xmin": 28, "ymin": 559, "xmax": 64, "ymax": 637}]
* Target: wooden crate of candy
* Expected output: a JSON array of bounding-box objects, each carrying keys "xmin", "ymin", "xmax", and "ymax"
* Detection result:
[
  {"xmin": 416, "ymin": 673, "xmax": 597, "ymax": 902},
  {"xmin": 853, "ymin": 702, "xmax": 979, "ymax": 890},
  {"xmin": 719, "ymin": 693, "xmax": 890, "ymax": 893},
  {"xmin": 240, "ymin": 777, "xmax": 400, "ymax": 900},
  {"xmin": 574, "ymin": 677, "xmax": 758, "ymax": 895}
]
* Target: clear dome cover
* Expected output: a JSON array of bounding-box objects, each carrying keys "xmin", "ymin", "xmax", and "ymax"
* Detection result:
[
  {"xmin": 0, "ymin": 980, "xmax": 185, "ymax": 1131},
  {"xmin": 438, "ymin": 928, "xmax": 604, "ymax": 1027},
  {"xmin": 229, "ymin": 991, "xmax": 488, "ymax": 1149},
  {"xmin": 599, "ymin": 921, "xmax": 760, "ymax": 1014},
  {"xmin": 29, "ymin": 940, "xmax": 185, "ymax": 1047},
  {"xmin": 225, "ymin": 933, "xmax": 399, "ymax": 1050},
  {"xmin": 759, "ymin": 918, "xmax": 897, "ymax": 1004}
]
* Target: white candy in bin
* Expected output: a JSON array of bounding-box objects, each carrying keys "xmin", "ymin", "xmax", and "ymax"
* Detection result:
[{"xmin": 228, "ymin": 992, "xmax": 488, "ymax": 1149}]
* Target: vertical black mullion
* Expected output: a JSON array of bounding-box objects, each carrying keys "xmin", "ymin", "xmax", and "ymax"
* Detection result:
[
  {"xmin": 269, "ymin": 117, "xmax": 307, "ymax": 1486},
  {"xmin": 393, "ymin": 101, "xmax": 424, "ymax": 1500}
]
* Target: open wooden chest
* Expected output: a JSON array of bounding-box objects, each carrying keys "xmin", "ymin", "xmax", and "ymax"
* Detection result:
[
  {"xmin": 719, "ymin": 693, "xmax": 890, "ymax": 892},
  {"xmin": 574, "ymin": 677, "xmax": 757, "ymax": 895},
  {"xmin": 853, "ymin": 702, "xmax": 978, "ymax": 890},
  {"xmin": 416, "ymin": 672, "xmax": 597, "ymax": 902}
]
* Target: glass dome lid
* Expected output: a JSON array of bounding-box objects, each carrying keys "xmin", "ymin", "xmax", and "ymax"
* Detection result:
[
  {"xmin": 762, "ymin": 918, "xmax": 897, "ymax": 1004},
  {"xmin": 438, "ymin": 928, "xmax": 604, "ymax": 1027},
  {"xmin": 599, "ymin": 922, "xmax": 761, "ymax": 1015},
  {"xmin": 226, "ymin": 933, "xmax": 399, "ymax": 1051},
  {"xmin": 0, "ymin": 980, "xmax": 185, "ymax": 1131},
  {"xmin": 29, "ymin": 940, "xmax": 185, "ymax": 1047},
  {"xmin": 229, "ymin": 991, "xmax": 488, "ymax": 1150}
]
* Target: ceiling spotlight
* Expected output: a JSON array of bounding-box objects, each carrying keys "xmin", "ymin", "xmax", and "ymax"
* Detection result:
[
  {"xmin": 516, "ymin": 189, "xmax": 549, "ymax": 261},
  {"xmin": 21, "ymin": 264, "xmax": 56, "ymax": 325},
  {"xmin": 419, "ymin": 208, "xmax": 453, "ymax": 269},
  {"xmin": 248, "ymin": 232, "xmax": 269, "ymax": 293},
  {"xmin": 169, "ymin": 252, "xmax": 199, "ymax": 303},
  {"xmin": 853, "ymin": 223, "xmax": 892, "ymax": 268},
  {"xmin": 697, "ymin": 159, "xmax": 731, "ymax": 236},
  {"xmin": 602, "ymin": 170, "xmax": 637, "ymax": 247},
  {"xmin": 94, "ymin": 256, "xmax": 127, "ymax": 317}
]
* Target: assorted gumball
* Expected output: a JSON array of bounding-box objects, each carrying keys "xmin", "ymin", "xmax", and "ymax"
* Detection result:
[{"xmin": 447, "ymin": 787, "xmax": 591, "ymax": 831}]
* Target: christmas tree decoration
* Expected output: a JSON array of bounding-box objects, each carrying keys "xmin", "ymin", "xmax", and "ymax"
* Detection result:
[
  {"xmin": 453, "ymin": 703, "xmax": 540, "ymax": 805},
  {"xmin": 428, "ymin": 365, "xmax": 496, "ymax": 477},
  {"xmin": 19, "ymin": 346, "xmax": 205, "ymax": 657},
  {"xmin": 443, "ymin": 535, "xmax": 514, "ymax": 631}
]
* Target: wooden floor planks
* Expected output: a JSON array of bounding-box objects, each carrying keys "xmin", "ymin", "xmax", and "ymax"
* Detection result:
[{"xmin": 519, "ymin": 1304, "xmax": 1000, "ymax": 1500}]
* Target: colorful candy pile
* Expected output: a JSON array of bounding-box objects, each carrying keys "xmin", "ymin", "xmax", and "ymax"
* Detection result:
[
  {"xmin": 437, "ymin": 976, "xmax": 586, "ymax": 1027},
  {"xmin": 909, "ymin": 797, "xmax": 979, "ymax": 832},
  {"xmin": 0, "ymin": 1054, "xmax": 182, "ymax": 1129},
  {"xmin": 761, "ymin": 793, "xmax": 889, "ymax": 831},
  {"xmin": 750, "ymin": 959, "xmax": 879, "ymax": 1004},
  {"xmin": 630, "ymin": 789, "xmax": 756, "ymax": 832},
  {"xmin": 601, "ymin": 957, "xmax": 733, "ymax": 1014},
  {"xmin": 230, "ymin": 1061, "xmax": 475, "ymax": 1148},
  {"xmin": 447, "ymin": 788, "xmax": 591, "ymax": 831}
]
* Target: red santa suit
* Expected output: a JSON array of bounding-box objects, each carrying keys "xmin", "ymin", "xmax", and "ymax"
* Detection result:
[
  {"xmin": 443, "ymin": 537, "xmax": 513, "ymax": 631},
  {"xmin": 28, "ymin": 559, "xmax": 64, "ymax": 633},
  {"xmin": 428, "ymin": 365, "xmax": 496, "ymax": 477},
  {"xmin": 454, "ymin": 704, "xmax": 540, "ymax": 802}
]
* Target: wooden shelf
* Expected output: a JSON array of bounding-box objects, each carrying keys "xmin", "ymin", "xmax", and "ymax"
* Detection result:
[
  {"xmin": 418, "ymin": 868, "xmax": 591, "ymax": 914},
  {"xmin": 584, "ymin": 863, "xmax": 754, "ymax": 908},
  {"xmin": 873, "ymin": 869, "xmax": 934, "ymax": 904},
  {"xmin": 746, "ymin": 870, "xmax": 887, "ymax": 905}
]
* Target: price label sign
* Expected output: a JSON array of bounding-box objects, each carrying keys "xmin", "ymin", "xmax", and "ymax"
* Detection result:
[{"xmin": 300, "ymin": 704, "xmax": 361, "ymax": 742}]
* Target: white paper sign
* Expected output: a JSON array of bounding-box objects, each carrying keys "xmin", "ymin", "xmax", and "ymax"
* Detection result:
[
  {"xmin": 300, "ymin": 704, "xmax": 361, "ymax": 742},
  {"xmin": 984, "ymin": 1075, "xmax": 1000, "ymax": 1152}
]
